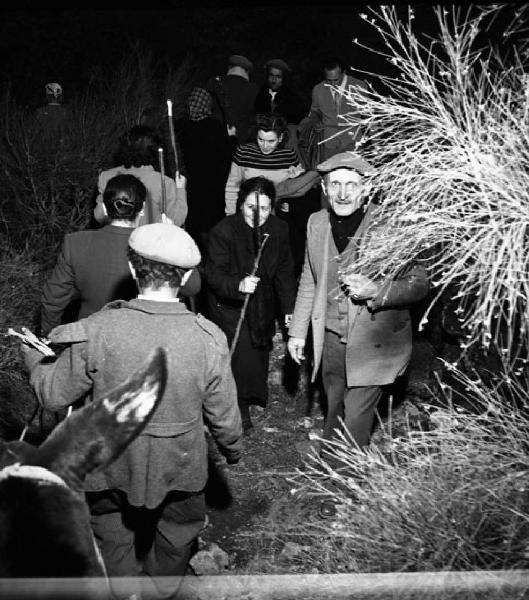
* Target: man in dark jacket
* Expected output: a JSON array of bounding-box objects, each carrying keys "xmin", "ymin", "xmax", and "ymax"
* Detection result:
[
  {"xmin": 254, "ymin": 59, "xmax": 306, "ymax": 126},
  {"xmin": 25, "ymin": 223, "xmax": 242, "ymax": 598},
  {"xmin": 40, "ymin": 174, "xmax": 199, "ymax": 337},
  {"xmin": 206, "ymin": 54, "xmax": 259, "ymax": 144}
]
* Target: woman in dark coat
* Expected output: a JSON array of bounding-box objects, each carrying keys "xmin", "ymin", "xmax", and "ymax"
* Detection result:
[
  {"xmin": 205, "ymin": 177, "xmax": 297, "ymax": 432},
  {"xmin": 177, "ymin": 87, "xmax": 237, "ymax": 256}
]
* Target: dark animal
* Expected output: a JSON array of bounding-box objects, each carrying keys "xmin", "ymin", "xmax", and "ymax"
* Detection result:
[{"xmin": 0, "ymin": 348, "xmax": 167, "ymax": 596}]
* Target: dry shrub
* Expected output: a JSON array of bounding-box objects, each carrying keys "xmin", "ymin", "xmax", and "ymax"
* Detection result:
[
  {"xmin": 268, "ymin": 365, "xmax": 529, "ymax": 574},
  {"xmin": 334, "ymin": 5, "xmax": 529, "ymax": 366}
]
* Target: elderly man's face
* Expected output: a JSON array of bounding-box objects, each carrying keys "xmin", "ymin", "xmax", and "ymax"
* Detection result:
[
  {"xmin": 267, "ymin": 67, "xmax": 284, "ymax": 91},
  {"xmin": 323, "ymin": 168, "xmax": 364, "ymax": 217}
]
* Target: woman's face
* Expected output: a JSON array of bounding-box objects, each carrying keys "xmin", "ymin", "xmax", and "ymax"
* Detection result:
[
  {"xmin": 257, "ymin": 130, "xmax": 282, "ymax": 154},
  {"xmin": 242, "ymin": 193, "xmax": 272, "ymax": 228}
]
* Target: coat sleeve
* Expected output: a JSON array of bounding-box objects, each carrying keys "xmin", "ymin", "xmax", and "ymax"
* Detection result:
[
  {"xmin": 165, "ymin": 179, "xmax": 188, "ymax": 226},
  {"xmin": 273, "ymin": 226, "xmax": 297, "ymax": 316},
  {"xmin": 224, "ymin": 161, "xmax": 243, "ymax": 216},
  {"xmin": 370, "ymin": 264, "xmax": 429, "ymax": 311},
  {"xmin": 40, "ymin": 237, "xmax": 80, "ymax": 337},
  {"xmin": 275, "ymin": 170, "xmax": 320, "ymax": 199},
  {"xmin": 24, "ymin": 336, "xmax": 93, "ymax": 411},
  {"xmin": 288, "ymin": 218, "xmax": 317, "ymax": 340},
  {"xmin": 200, "ymin": 323, "xmax": 242, "ymax": 463},
  {"xmin": 204, "ymin": 223, "xmax": 245, "ymax": 301}
]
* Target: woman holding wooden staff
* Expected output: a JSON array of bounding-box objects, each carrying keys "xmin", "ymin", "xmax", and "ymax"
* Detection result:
[{"xmin": 205, "ymin": 177, "xmax": 297, "ymax": 432}]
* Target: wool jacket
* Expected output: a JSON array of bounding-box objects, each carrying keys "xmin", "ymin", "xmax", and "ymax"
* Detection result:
[
  {"xmin": 26, "ymin": 299, "xmax": 242, "ymax": 509},
  {"xmin": 289, "ymin": 208, "xmax": 429, "ymax": 386},
  {"xmin": 205, "ymin": 213, "xmax": 297, "ymax": 340}
]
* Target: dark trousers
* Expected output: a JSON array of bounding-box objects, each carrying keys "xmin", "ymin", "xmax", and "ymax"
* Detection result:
[
  {"xmin": 87, "ymin": 489, "xmax": 205, "ymax": 598},
  {"xmin": 321, "ymin": 330, "xmax": 383, "ymax": 447}
]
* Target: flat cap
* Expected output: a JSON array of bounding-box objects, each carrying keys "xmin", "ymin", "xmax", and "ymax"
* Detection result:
[
  {"xmin": 129, "ymin": 223, "xmax": 201, "ymax": 268},
  {"xmin": 316, "ymin": 152, "xmax": 375, "ymax": 175},
  {"xmin": 228, "ymin": 54, "xmax": 253, "ymax": 71},
  {"xmin": 265, "ymin": 58, "xmax": 291, "ymax": 73}
]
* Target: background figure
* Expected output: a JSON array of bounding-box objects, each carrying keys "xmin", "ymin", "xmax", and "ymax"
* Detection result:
[
  {"xmin": 93, "ymin": 125, "xmax": 187, "ymax": 227},
  {"xmin": 176, "ymin": 87, "xmax": 237, "ymax": 256},
  {"xmin": 26, "ymin": 223, "xmax": 242, "ymax": 597},
  {"xmin": 207, "ymin": 54, "xmax": 259, "ymax": 144},
  {"xmin": 35, "ymin": 82, "xmax": 69, "ymax": 142},
  {"xmin": 254, "ymin": 58, "xmax": 307, "ymax": 159},
  {"xmin": 205, "ymin": 177, "xmax": 297, "ymax": 432},
  {"xmin": 41, "ymin": 174, "xmax": 199, "ymax": 337},
  {"xmin": 298, "ymin": 56, "xmax": 368, "ymax": 166}
]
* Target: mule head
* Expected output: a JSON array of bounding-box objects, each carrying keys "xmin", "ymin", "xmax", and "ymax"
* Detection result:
[{"xmin": 35, "ymin": 347, "xmax": 167, "ymax": 492}]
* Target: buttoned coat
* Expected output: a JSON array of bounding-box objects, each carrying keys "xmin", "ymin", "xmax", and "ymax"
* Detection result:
[
  {"xmin": 26, "ymin": 299, "xmax": 242, "ymax": 509},
  {"xmin": 288, "ymin": 208, "xmax": 429, "ymax": 386}
]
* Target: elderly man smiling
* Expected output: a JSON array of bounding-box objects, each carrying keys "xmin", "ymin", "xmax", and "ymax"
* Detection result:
[{"xmin": 287, "ymin": 152, "xmax": 429, "ymax": 448}]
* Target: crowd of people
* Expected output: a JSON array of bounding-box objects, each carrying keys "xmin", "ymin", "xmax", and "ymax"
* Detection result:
[{"xmin": 23, "ymin": 55, "xmax": 429, "ymax": 596}]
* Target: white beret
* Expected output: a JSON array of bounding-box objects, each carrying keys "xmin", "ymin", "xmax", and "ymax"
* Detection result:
[
  {"xmin": 129, "ymin": 223, "xmax": 201, "ymax": 268},
  {"xmin": 317, "ymin": 152, "xmax": 375, "ymax": 176}
]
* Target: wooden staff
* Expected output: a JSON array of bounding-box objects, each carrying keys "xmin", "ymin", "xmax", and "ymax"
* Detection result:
[
  {"xmin": 158, "ymin": 147, "xmax": 167, "ymax": 219},
  {"xmin": 229, "ymin": 233, "xmax": 270, "ymax": 358},
  {"xmin": 166, "ymin": 100, "xmax": 180, "ymax": 179}
]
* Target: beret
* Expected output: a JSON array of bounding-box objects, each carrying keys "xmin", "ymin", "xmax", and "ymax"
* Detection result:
[
  {"xmin": 129, "ymin": 223, "xmax": 201, "ymax": 268},
  {"xmin": 265, "ymin": 58, "xmax": 291, "ymax": 73},
  {"xmin": 316, "ymin": 152, "xmax": 375, "ymax": 175},
  {"xmin": 228, "ymin": 54, "xmax": 253, "ymax": 71}
]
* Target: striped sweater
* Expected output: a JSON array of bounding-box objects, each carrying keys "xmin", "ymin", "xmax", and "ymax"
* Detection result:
[{"xmin": 224, "ymin": 142, "xmax": 299, "ymax": 215}]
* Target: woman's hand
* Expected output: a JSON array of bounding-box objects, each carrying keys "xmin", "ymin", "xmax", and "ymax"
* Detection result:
[
  {"xmin": 175, "ymin": 173, "xmax": 187, "ymax": 189},
  {"xmin": 239, "ymin": 275, "xmax": 260, "ymax": 294}
]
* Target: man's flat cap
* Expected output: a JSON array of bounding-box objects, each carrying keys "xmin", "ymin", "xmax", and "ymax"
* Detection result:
[
  {"xmin": 129, "ymin": 223, "xmax": 201, "ymax": 268},
  {"xmin": 265, "ymin": 58, "xmax": 291, "ymax": 73},
  {"xmin": 316, "ymin": 152, "xmax": 375, "ymax": 175},
  {"xmin": 229, "ymin": 54, "xmax": 253, "ymax": 71}
]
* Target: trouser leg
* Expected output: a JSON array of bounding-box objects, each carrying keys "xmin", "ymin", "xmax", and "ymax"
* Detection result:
[
  {"xmin": 141, "ymin": 491, "xmax": 205, "ymax": 598},
  {"xmin": 321, "ymin": 330, "xmax": 382, "ymax": 446},
  {"xmin": 343, "ymin": 385, "xmax": 383, "ymax": 448},
  {"xmin": 321, "ymin": 331, "xmax": 347, "ymax": 441}
]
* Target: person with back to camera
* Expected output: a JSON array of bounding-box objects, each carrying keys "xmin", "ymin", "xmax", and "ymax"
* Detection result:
[
  {"xmin": 205, "ymin": 176, "xmax": 297, "ymax": 432},
  {"xmin": 41, "ymin": 174, "xmax": 199, "ymax": 338},
  {"xmin": 93, "ymin": 125, "xmax": 187, "ymax": 227},
  {"xmin": 207, "ymin": 54, "xmax": 259, "ymax": 144},
  {"xmin": 25, "ymin": 222, "xmax": 242, "ymax": 599}
]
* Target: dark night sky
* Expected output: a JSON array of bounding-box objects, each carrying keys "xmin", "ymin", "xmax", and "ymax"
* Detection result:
[{"xmin": 0, "ymin": 2, "xmax": 522, "ymax": 105}]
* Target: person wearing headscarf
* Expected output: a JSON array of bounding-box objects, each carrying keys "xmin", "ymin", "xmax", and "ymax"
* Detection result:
[{"xmin": 176, "ymin": 87, "xmax": 237, "ymax": 256}]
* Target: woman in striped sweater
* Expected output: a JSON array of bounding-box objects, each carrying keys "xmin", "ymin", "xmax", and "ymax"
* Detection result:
[{"xmin": 224, "ymin": 113, "xmax": 305, "ymax": 216}]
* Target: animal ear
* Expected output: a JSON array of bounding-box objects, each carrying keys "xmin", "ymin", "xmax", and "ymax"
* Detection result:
[{"xmin": 36, "ymin": 347, "xmax": 167, "ymax": 488}]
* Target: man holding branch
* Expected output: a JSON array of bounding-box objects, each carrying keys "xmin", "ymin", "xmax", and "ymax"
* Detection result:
[{"xmin": 287, "ymin": 152, "xmax": 429, "ymax": 448}]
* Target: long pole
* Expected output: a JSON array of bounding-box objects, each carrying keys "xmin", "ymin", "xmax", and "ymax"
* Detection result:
[
  {"xmin": 229, "ymin": 233, "xmax": 270, "ymax": 358},
  {"xmin": 158, "ymin": 147, "xmax": 167, "ymax": 219},
  {"xmin": 166, "ymin": 100, "xmax": 180, "ymax": 179}
]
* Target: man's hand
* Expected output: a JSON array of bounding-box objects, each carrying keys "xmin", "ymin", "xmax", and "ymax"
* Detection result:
[
  {"xmin": 341, "ymin": 273, "xmax": 379, "ymax": 301},
  {"xmin": 239, "ymin": 275, "xmax": 260, "ymax": 294},
  {"xmin": 287, "ymin": 164, "xmax": 305, "ymax": 179},
  {"xmin": 227, "ymin": 125, "xmax": 237, "ymax": 137},
  {"xmin": 175, "ymin": 173, "xmax": 187, "ymax": 189},
  {"xmin": 287, "ymin": 337, "xmax": 305, "ymax": 364},
  {"xmin": 160, "ymin": 213, "xmax": 174, "ymax": 225}
]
